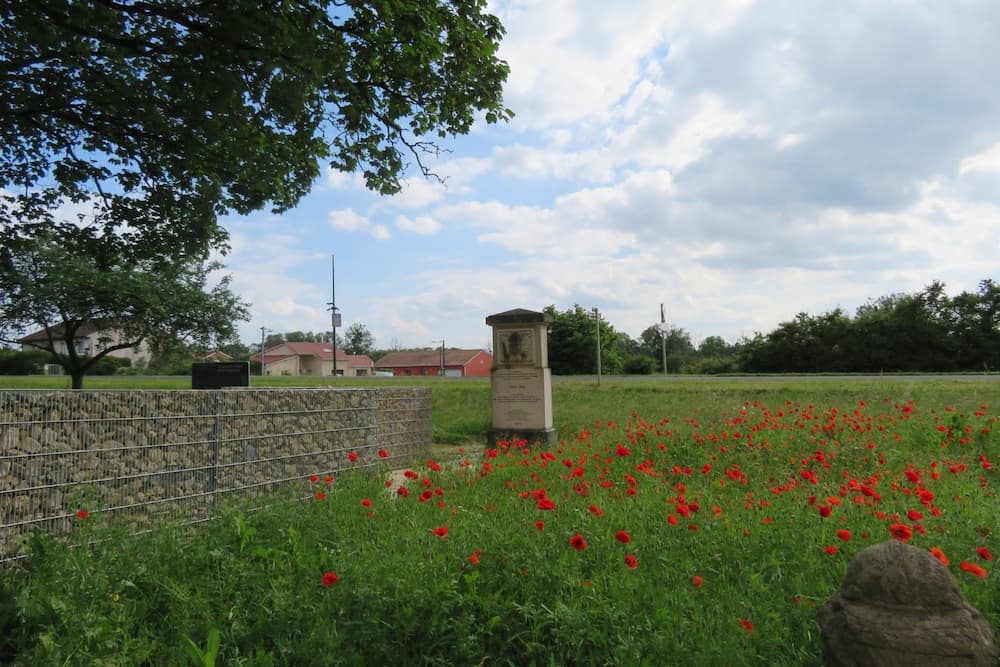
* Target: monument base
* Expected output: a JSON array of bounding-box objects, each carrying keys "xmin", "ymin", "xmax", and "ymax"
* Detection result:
[{"xmin": 487, "ymin": 427, "xmax": 559, "ymax": 449}]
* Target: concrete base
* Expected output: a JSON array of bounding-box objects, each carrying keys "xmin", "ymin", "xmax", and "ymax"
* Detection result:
[{"xmin": 487, "ymin": 427, "xmax": 559, "ymax": 448}]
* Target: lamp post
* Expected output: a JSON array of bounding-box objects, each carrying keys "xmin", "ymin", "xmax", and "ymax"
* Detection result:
[
  {"xmin": 259, "ymin": 326, "xmax": 270, "ymax": 376},
  {"xmin": 328, "ymin": 254, "xmax": 341, "ymax": 378}
]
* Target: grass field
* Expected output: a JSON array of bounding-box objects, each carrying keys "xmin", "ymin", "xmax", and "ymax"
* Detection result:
[{"xmin": 0, "ymin": 376, "xmax": 997, "ymax": 664}]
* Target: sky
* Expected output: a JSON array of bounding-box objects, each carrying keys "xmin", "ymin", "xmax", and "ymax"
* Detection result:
[{"xmin": 219, "ymin": 0, "xmax": 1000, "ymax": 353}]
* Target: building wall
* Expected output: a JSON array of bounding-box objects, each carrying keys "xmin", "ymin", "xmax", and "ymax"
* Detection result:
[
  {"xmin": 23, "ymin": 330, "xmax": 151, "ymax": 364},
  {"xmin": 464, "ymin": 351, "xmax": 493, "ymax": 377}
]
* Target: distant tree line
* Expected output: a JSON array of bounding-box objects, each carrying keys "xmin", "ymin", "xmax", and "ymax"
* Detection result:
[
  {"xmin": 545, "ymin": 278, "xmax": 1000, "ymax": 375},
  {"xmin": 740, "ymin": 279, "xmax": 1000, "ymax": 373}
]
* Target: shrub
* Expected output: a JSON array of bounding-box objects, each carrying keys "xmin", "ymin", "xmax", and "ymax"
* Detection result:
[
  {"xmin": 622, "ymin": 354, "xmax": 657, "ymax": 374},
  {"xmin": 0, "ymin": 349, "xmax": 52, "ymax": 375}
]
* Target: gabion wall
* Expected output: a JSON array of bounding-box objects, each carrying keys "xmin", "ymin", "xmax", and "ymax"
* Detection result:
[{"xmin": 0, "ymin": 387, "xmax": 431, "ymax": 560}]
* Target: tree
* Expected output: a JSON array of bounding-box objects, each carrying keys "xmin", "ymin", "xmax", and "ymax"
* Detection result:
[
  {"xmin": 637, "ymin": 324, "xmax": 693, "ymax": 373},
  {"xmin": 1, "ymin": 0, "xmax": 513, "ymax": 260},
  {"xmin": 697, "ymin": 336, "xmax": 731, "ymax": 357},
  {"xmin": 342, "ymin": 323, "xmax": 375, "ymax": 356},
  {"xmin": 545, "ymin": 305, "xmax": 622, "ymax": 375},
  {"xmin": 0, "ymin": 233, "xmax": 249, "ymax": 388}
]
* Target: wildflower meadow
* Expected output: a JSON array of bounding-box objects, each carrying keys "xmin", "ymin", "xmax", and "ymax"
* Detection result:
[{"xmin": 0, "ymin": 379, "xmax": 997, "ymax": 665}]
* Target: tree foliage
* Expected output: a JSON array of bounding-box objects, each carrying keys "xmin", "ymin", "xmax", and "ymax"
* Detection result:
[
  {"xmin": 740, "ymin": 280, "xmax": 1000, "ymax": 373},
  {"xmin": 1, "ymin": 0, "xmax": 512, "ymax": 257},
  {"xmin": 342, "ymin": 323, "xmax": 375, "ymax": 356},
  {"xmin": 544, "ymin": 305, "xmax": 622, "ymax": 375},
  {"xmin": 0, "ymin": 233, "xmax": 249, "ymax": 388}
]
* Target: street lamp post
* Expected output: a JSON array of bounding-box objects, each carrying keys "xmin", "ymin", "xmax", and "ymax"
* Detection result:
[{"xmin": 259, "ymin": 326, "xmax": 269, "ymax": 376}]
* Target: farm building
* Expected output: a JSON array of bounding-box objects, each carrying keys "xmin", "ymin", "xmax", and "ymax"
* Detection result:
[{"xmin": 374, "ymin": 349, "xmax": 492, "ymax": 377}]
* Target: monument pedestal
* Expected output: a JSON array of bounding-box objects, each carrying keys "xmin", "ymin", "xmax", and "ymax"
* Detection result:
[
  {"xmin": 488, "ymin": 367, "xmax": 557, "ymax": 447},
  {"xmin": 485, "ymin": 309, "xmax": 556, "ymax": 448}
]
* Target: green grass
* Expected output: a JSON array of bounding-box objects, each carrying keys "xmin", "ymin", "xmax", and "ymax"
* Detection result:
[{"xmin": 1, "ymin": 378, "xmax": 997, "ymax": 664}]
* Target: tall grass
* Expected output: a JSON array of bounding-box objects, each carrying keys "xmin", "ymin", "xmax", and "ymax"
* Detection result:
[{"xmin": 1, "ymin": 379, "xmax": 996, "ymax": 664}]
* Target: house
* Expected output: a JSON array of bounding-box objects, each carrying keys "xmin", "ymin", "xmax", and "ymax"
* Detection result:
[
  {"xmin": 203, "ymin": 350, "xmax": 232, "ymax": 361},
  {"xmin": 374, "ymin": 349, "xmax": 492, "ymax": 377},
  {"xmin": 251, "ymin": 341, "xmax": 374, "ymax": 377},
  {"xmin": 19, "ymin": 323, "xmax": 151, "ymax": 364}
]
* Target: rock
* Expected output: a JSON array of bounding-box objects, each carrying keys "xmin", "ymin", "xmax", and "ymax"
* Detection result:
[{"xmin": 819, "ymin": 540, "xmax": 998, "ymax": 666}]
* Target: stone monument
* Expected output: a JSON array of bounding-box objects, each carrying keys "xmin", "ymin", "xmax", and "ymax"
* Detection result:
[
  {"xmin": 819, "ymin": 540, "xmax": 998, "ymax": 666},
  {"xmin": 485, "ymin": 308, "xmax": 557, "ymax": 447}
]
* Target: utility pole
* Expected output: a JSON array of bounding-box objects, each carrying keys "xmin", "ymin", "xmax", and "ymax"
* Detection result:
[
  {"xmin": 593, "ymin": 307, "xmax": 601, "ymax": 387},
  {"xmin": 440, "ymin": 339, "xmax": 445, "ymax": 377},
  {"xmin": 432, "ymin": 339, "xmax": 445, "ymax": 376},
  {"xmin": 660, "ymin": 303, "xmax": 668, "ymax": 375}
]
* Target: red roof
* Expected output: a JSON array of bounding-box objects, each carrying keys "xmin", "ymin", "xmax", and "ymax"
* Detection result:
[{"xmin": 375, "ymin": 349, "xmax": 490, "ymax": 368}]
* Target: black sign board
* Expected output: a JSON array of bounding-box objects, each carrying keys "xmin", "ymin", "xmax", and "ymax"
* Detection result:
[{"xmin": 191, "ymin": 362, "xmax": 250, "ymax": 389}]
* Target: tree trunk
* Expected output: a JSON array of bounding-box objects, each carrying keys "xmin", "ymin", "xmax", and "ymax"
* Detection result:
[{"xmin": 71, "ymin": 371, "xmax": 85, "ymax": 390}]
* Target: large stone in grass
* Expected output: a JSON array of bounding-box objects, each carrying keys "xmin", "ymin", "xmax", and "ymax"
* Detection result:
[{"xmin": 819, "ymin": 540, "xmax": 998, "ymax": 666}]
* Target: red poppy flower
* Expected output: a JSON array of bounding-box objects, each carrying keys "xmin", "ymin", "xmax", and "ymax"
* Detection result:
[
  {"xmin": 889, "ymin": 524, "xmax": 913, "ymax": 542},
  {"xmin": 404, "ymin": 470, "xmax": 419, "ymax": 479},
  {"xmin": 615, "ymin": 530, "xmax": 631, "ymax": 544},
  {"xmin": 976, "ymin": 547, "xmax": 993, "ymax": 561},
  {"xmin": 907, "ymin": 509, "xmax": 923, "ymax": 521},
  {"xmin": 432, "ymin": 526, "xmax": 448, "ymax": 539},
  {"xmin": 738, "ymin": 618, "xmax": 753, "ymax": 633},
  {"xmin": 75, "ymin": 510, "xmax": 89, "ymax": 520},
  {"xmin": 569, "ymin": 533, "xmax": 587, "ymax": 551},
  {"xmin": 588, "ymin": 504, "xmax": 604, "ymax": 518},
  {"xmin": 309, "ymin": 475, "xmax": 319, "ymax": 482},
  {"xmin": 536, "ymin": 498, "xmax": 556, "ymax": 510},
  {"xmin": 929, "ymin": 547, "xmax": 950, "ymax": 565},
  {"xmin": 314, "ymin": 492, "xmax": 326, "ymax": 500},
  {"xmin": 427, "ymin": 459, "xmax": 442, "ymax": 472},
  {"xmin": 818, "ymin": 505, "xmax": 832, "ymax": 518},
  {"xmin": 692, "ymin": 575, "xmax": 703, "ymax": 588},
  {"xmin": 836, "ymin": 529, "xmax": 852, "ymax": 542},
  {"xmin": 534, "ymin": 521, "xmax": 545, "ymax": 531},
  {"xmin": 361, "ymin": 498, "xmax": 372, "ymax": 508},
  {"xmin": 348, "ymin": 452, "xmax": 359, "ymax": 462},
  {"xmin": 397, "ymin": 487, "xmax": 410, "ymax": 497},
  {"xmin": 960, "ymin": 561, "xmax": 987, "ymax": 578},
  {"xmin": 624, "ymin": 554, "xmax": 638, "ymax": 569},
  {"xmin": 378, "ymin": 449, "xmax": 388, "ymax": 458},
  {"xmin": 823, "ymin": 546, "xmax": 839, "ymax": 555},
  {"xmin": 324, "ymin": 475, "xmax": 333, "ymax": 484},
  {"xmin": 468, "ymin": 553, "xmax": 480, "ymax": 565},
  {"xmin": 321, "ymin": 572, "xmax": 339, "ymax": 587},
  {"xmin": 667, "ymin": 515, "xmax": 678, "ymax": 526}
]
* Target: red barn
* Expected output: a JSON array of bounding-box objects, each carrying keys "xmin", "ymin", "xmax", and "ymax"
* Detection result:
[{"xmin": 374, "ymin": 349, "xmax": 492, "ymax": 377}]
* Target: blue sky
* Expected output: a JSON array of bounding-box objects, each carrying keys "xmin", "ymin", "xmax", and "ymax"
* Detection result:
[{"xmin": 218, "ymin": 0, "xmax": 1000, "ymax": 352}]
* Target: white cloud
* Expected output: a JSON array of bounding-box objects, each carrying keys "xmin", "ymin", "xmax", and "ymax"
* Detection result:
[
  {"xmin": 395, "ymin": 214, "xmax": 442, "ymax": 235},
  {"xmin": 328, "ymin": 209, "xmax": 368, "ymax": 231},
  {"xmin": 323, "ymin": 167, "xmax": 366, "ymax": 191},
  {"xmin": 328, "ymin": 209, "xmax": 391, "ymax": 239},
  {"xmin": 959, "ymin": 142, "xmax": 1000, "ymax": 175},
  {"xmin": 494, "ymin": 0, "xmax": 752, "ymax": 129}
]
